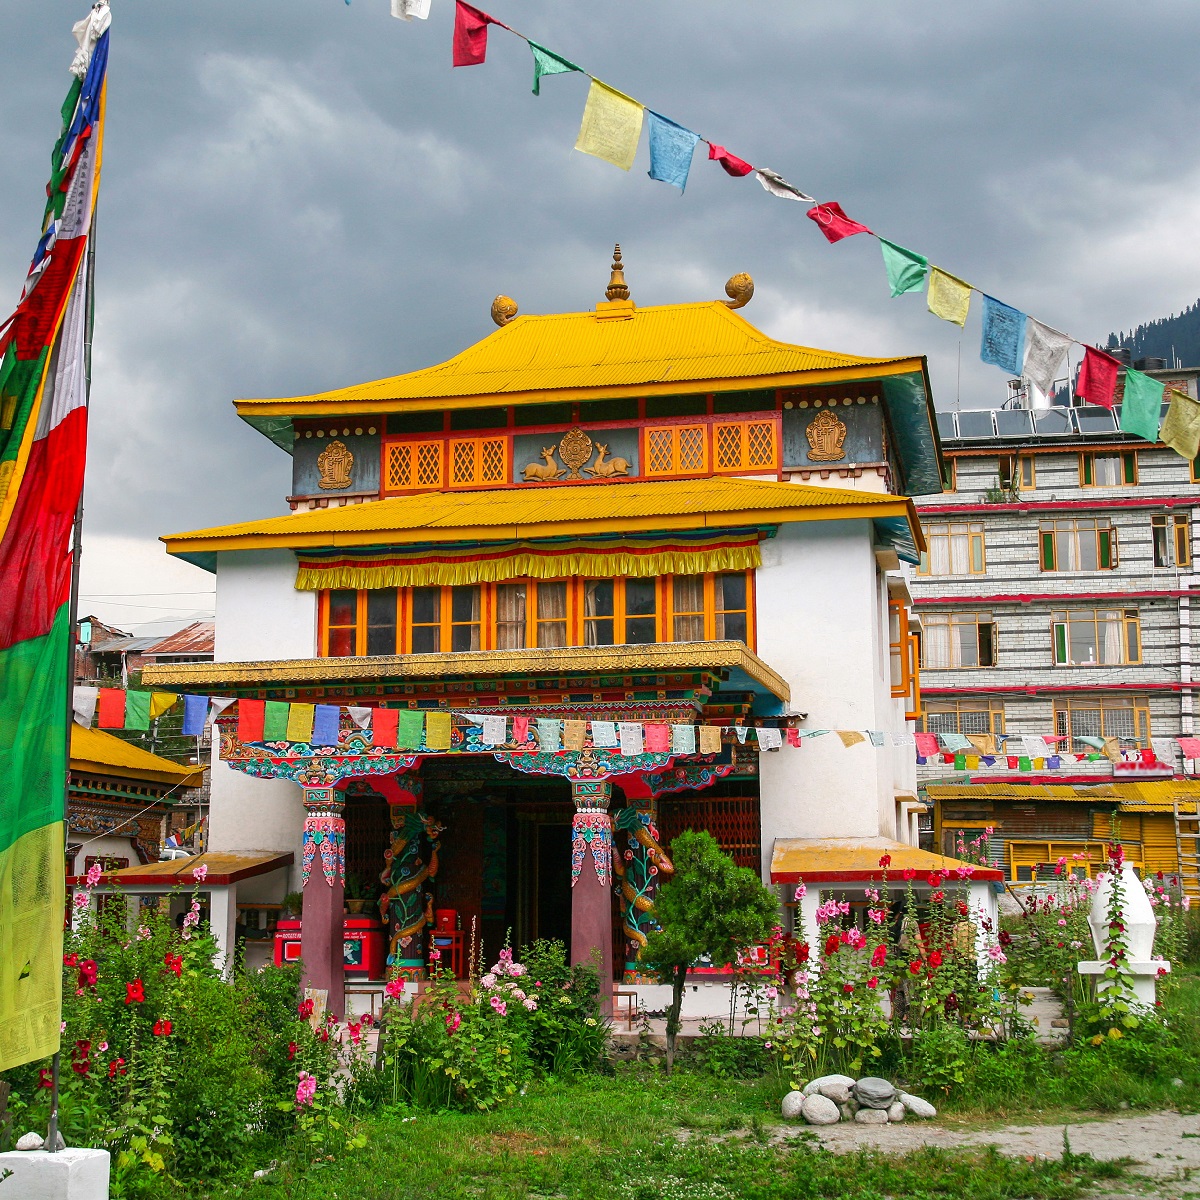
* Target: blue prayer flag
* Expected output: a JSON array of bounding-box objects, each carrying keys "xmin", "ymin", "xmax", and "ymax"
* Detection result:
[
  {"xmin": 182, "ymin": 694, "xmax": 208, "ymax": 738},
  {"xmin": 980, "ymin": 295, "xmax": 1025, "ymax": 375},
  {"xmin": 646, "ymin": 111, "xmax": 699, "ymax": 192},
  {"xmin": 312, "ymin": 704, "xmax": 341, "ymax": 748}
]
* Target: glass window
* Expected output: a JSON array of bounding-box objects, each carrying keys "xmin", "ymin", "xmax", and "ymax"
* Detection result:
[
  {"xmin": 672, "ymin": 576, "xmax": 706, "ymax": 641},
  {"xmin": 1152, "ymin": 513, "xmax": 1190, "ymax": 568},
  {"xmin": 1039, "ymin": 518, "xmax": 1116, "ymax": 571},
  {"xmin": 1081, "ymin": 451, "xmax": 1137, "ymax": 487},
  {"xmin": 327, "ymin": 590, "xmax": 358, "ymax": 657},
  {"xmin": 365, "ymin": 588, "xmax": 398, "ymax": 656},
  {"xmin": 495, "ymin": 583, "xmax": 527, "ymax": 650},
  {"xmin": 714, "ymin": 572, "xmax": 748, "ymax": 642},
  {"xmin": 922, "ymin": 701, "xmax": 1004, "ymax": 736},
  {"xmin": 535, "ymin": 581, "xmax": 568, "ymax": 648},
  {"xmin": 410, "ymin": 587, "xmax": 441, "ymax": 653},
  {"xmin": 1055, "ymin": 697, "xmax": 1150, "ymax": 752},
  {"xmin": 1051, "ymin": 609, "xmax": 1140, "ymax": 666},
  {"xmin": 918, "ymin": 522, "xmax": 986, "ymax": 575},
  {"xmin": 624, "ymin": 579, "xmax": 658, "ymax": 644},
  {"xmin": 584, "ymin": 580, "xmax": 615, "ymax": 646},
  {"xmin": 921, "ymin": 612, "xmax": 996, "ymax": 669},
  {"xmin": 449, "ymin": 586, "xmax": 481, "ymax": 652}
]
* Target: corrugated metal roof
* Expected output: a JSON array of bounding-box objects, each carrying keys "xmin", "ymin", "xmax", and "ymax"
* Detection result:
[
  {"xmin": 86, "ymin": 852, "xmax": 293, "ymax": 888},
  {"xmin": 162, "ymin": 476, "xmax": 917, "ymax": 557},
  {"xmin": 769, "ymin": 836, "xmax": 1003, "ymax": 883},
  {"xmin": 143, "ymin": 621, "xmax": 215, "ymax": 657},
  {"xmin": 236, "ymin": 302, "xmax": 918, "ymax": 411},
  {"xmin": 71, "ymin": 726, "xmax": 206, "ymax": 788},
  {"xmin": 90, "ymin": 636, "xmax": 160, "ymax": 655},
  {"xmin": 927, "ymin": 782, "xmax": 1199, "ymax": 814}
]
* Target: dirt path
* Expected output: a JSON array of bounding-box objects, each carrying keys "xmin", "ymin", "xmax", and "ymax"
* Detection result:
[{"xmin": 773, "ymin": 1110, "xmax": 1200, "ymax": 1187}]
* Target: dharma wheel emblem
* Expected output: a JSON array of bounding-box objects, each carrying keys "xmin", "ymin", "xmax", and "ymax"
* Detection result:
[
  {"xmin": 557, "ymin": 427, "xmax": 594, "ymax": 479},
  {"xmin": 317, "ymin": 439, "xmax": 355, "ymax": 490},
  {"xmin": 805, "ymin": 410, "xmax": 847, "ymax": 463}
]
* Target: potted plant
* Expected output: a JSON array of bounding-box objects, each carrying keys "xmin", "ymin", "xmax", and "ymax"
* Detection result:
[
  {"xmin": 281, "ymin": 891, "xmax": 303, "ymax": 921},
  {"xmin": 344, "ymin": 874, "xmax": 369, "ymax": 914}
]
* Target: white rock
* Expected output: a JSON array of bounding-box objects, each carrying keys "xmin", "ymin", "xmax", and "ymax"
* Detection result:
[
  {"xmin": 817, "ymin": 1079, "xmax": 855, "ymax": 1105},
  {"xmin": 800, "ymin": 1093, "xmax": 841, "ymax": 1125},
  {"xmin": 804, "ymin": 1073, "xmax": 854, "ymax": 1098},
  {"xmin": 16, "ymin": 1132, "xmax": 44, "ymax": 1151},
  {"xmin": 898, "ymin": 1092, "xmax": 936, "ymax": 1119},
  {"xmin": 781, "ymin": 1090, "xmax": 806, "ymax": 1120},
  {"xmin": 854, "ymin": 1107, "xmax": 889, "ymax": 1124},
  {"xmin": 887, "ymin": 1101, "xmax": 906, "ymax": 1123}
]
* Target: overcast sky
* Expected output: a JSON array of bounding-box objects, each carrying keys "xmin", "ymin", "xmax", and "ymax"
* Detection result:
[{"xmin": 3, "ymin": 1, "xmax": 1199, "ymax": 632}]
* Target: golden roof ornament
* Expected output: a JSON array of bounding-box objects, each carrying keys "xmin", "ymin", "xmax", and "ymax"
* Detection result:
[
  {"xmin": 605, "ymin": 244, "xmax": 630, "ymax": 302},
  {"xmin": 491, "ymin": 295, "xmax": 518, "ymax": 327},
  {"xmin": 723, "ymin": 272, "xmax": 754, "ymax": 309}
]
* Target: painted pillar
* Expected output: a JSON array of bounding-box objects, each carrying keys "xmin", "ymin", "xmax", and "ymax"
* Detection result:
[
  {"xmin": 208, "ymin": 885, "xmax": 239, "ymax": 973},
  {"xmin": 570, "ymin": 778, "xmax": 613, "ymax": 1016},
  {"xmin": 300, "ymin": 785, "xmax": 346, "ymax": 1018},
  {"xmin": 614, "ymin": 798, "xmax": 675, "ymax": 983}
]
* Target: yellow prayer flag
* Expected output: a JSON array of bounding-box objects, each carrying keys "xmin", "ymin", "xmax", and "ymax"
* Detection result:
[
  {"xmin": 1032, "ymin": 757, "xmax": 1044, "ymax": 770},
  {"xmin": 965, "ymin": 756, "xmax": 980, "ymax": 770},
  {"xmin": 927, "ymin": 267, "xmax": 972, "ymax": 326},
  {"xmin": 1102, "ymin": 737, "xmax": 1120, "ymax": 762},
  {"xmin": 575, "ymin": 80, "xmax": 644, "ymax": 171},
  {"xmin": 836, "ymin": 730, "xmax": 865, "ymax": 748},
  {"xmin": 1160, "ymin": 388, "xmax": 1200, "ymax": 462},
  {"xmin": 563, "ymin": 719, "xmax": 586, "ymax": 751},
  {"xmin": 286, "ymin": 702, "xmax": 315, "ymax": 743},
  {"xmin": 698, "ymin": 725, "xmax": 722, "ymax": 755},
  {"xmin": 149, "ymin": 692, "xmax": 179, "ymax": 720},
  {"xmin": 966, "ymin": 733, "xmax": 995, "ymax": 757},
  {"xmin": 425, "ymin": 711, "xmax": 452, "ymax": 750}
]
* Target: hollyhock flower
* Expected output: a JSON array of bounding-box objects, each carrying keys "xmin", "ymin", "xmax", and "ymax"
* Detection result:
[
  {"xmin": 125, "ymin": 980, "xmax": 145, "ymax": 1004},
  {"xmin": 192, "ymin": 863, "xmax": 208, "ymax": 883},
  {"xmin": 956, "ymin": 900, "xmax": 969, "ymax": 917},
  {"xmin": 902, "ymin": 868, "xmax": 917, "ymax": 881},
  {"xmin": 480, "ymin": 973, "xmax": 497, "ymax": 989},
  {"xmin": 78, "ymin": 960, "xmax": 98, "ymax": 988},
  {"xmin": 182, "ymin": 910, "xmax": 199, "ymax": 929},
  {"xmin": 764, "ymin": 986, "xmax": 778, "ymax": 1000},
  {"xmin": 867, "ymin": 977, "xmax": 878, "ymax": 989},
  {"xmin": 1058, "ymin": 918, "xmax": 1067, "ymax": 927},
  {"xmin": 878, "ymin": 854, "xmax": 891, "ymax": 868},
  {"xmin": 317, "ymin": 1027, "xmax": 329, "ymax": 1043},
  {"xmin": 298, "ymin": 999, "xmax": 315, "ymax": 1019},
  {"xmin": 85, "ymin": 862, "xmax": 103, "ymax": 888},
  {"xmin": 38, "ymin": 1068, "xmax": 53, "ymax": 1089},
  {"xmin": 287, "ymin": 1042, "xmax": 297, "ymax": 1061},
  {"xmin": 164, "ymin": 953, "xmax": 183, "ymax": 977},
  {"xmin": 507, "ymin": 962, "xmax": 526, "ymax": 977},
  {"xmin": 108, "ymin": 1058, "xmax": 126, "ymax": 1079},
  {"xmin": 489, "ymin": 997, "xmax": 507, "ymax": 1016},
  {"xmin": 928, "ymin": 950, "xmax": 943, "ymax": 968},
  {"xmin": 867, "ymin": 908, "xmax": 884, "ymax": 924},
  {"xmin": 296, "ymin": 1072, "xmax": 317, "ymax": 1107},
  {"xmin": 384, "ymin": 979, "xmax": 405, "ymax": 1000},
  {"xmin": 71, "ymin": 1059, "xmax": 90, "ymax": 1076},
  {"xmin": 870, "ymin": 944, "xmax": 887, "ymax": 968},
  {"xmin": 361, "ymin": 1013, "xmax": 374, "ymax": 1029},
  {"xmin": 843, "ymin": 928, "xmax": 866, "ymax": 949},
  {"xmin": 445, "ymin": 1011, "xmax": 462, "ymax": 1033},
  {"xmin": 932, "ymin": 890, "xmax": 946, "ymax": 903},
  {"xmin": 796, "ymin": 942, "xmax": 811, "ymax": 963},
  {"xmin": 153, "ymin": 1019, "xmax": 172, "ymax": 1037},
  {"xmin": 794, "ymin": 882, "xmax": 807, "ymax": 900},
  {"xmin": 63, "ymin": 953, "xmax": 79, "ymax": 967},
  {"xmin": 909, "ymin": 960, "xmax": 922, "ymax": 975},
  {"xmin": 998, "ymin": 930, "xmax": 1013, "ymax": 948},
  {"xmin": 98, "ymin": 1042, "xmax": 107, "ymax": 1052},
  {"xmin": 348, "ymin": 1021, "xmax": 362, "ymax": 1045},
  {"xmin": 137, "ymin": 925, "xmax": 152, "ymax": 940},
  {"xmin": 842, "ymin": 983, "xmax": 854, "ymax": 994},
  {"xmin": 927, "ymin": 872, "xmax": 943, "ymax": 887},
  {"xmin": 823, "ymin": 935, "xmax": 840, "ymax": 956},
  {"xmin": 987, "ymin": 945, "xmax": 1007, "ymax": 963}
]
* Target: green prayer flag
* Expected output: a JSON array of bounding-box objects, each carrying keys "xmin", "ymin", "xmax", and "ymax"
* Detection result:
[
  {"xmin": 1159, "ymin": 389, "xmax": 1200, "ymax": 461},
  {"xmin": 953, "ymin": 753, "xmax": 966, "ymax": 770},
  {"xmin": 1119, "ymin": 368, "xmax": 1164, "ymax": 443},
  {"xmin": 397, "ymin": 709, "xmax": 425, "ymax": 751},
  {"xmin": 263, "ymin": 701, "xmax": 289, "ymax": 742},
  {"xmin": 879, "ymin": 238, "xmax": 928, "ymax": 297},
  {"xmin": 1018, "ymin": 756, "xmax": 1031, "ymax": 772},
  {"xmin": 124, "ymin": 691, "xmax": 151, "ymax": 731},
  {"xmin": 530, "ymin": 41, "xmax": 581, "ymax": 95}
]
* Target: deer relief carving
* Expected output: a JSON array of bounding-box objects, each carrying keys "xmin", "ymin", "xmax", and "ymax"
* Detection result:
[
  {"xmin": 585, "ymin": 443, "xmax": 630, "ymax": 479},
  {"xmin": 521, "ymin": 447, "xmax": 568, "ymax": 482}
]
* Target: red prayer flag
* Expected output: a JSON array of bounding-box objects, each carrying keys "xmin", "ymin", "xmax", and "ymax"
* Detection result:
[
  {"xmin": 1177, "ymin": 736, "xmax": 1200, "ymax": 758},
  {"xmin": 1006, "ymin": 756, "xmax": 1019, "ymax": 769},
  {"xmin": 512, "ymin": 715, "xmax": 531, "ymax": 744},
  {"xmin": 453, "ymin": 1, "xmax": 502, "ymax": 67},
  {"xmin": 238, "ymin": 698, "xmax": 265, "ymax": 743},
  {"xmin": 914, "ymin": 733, "xmax": 939, "ymax": 757},
  {"xmin": 786, "ymin": 728, "xmax": 801, "ymax": 747},
  {"xmin": 644, "ymin": 723, "xmax": 670, "ymax": 753},
  {"xmin": 806, "ymin": 201, "xmax": 872, "ymax": 243},
  {"xmin": 707, "ymin": 143, "xmax": 753, "ymax": 177},
  {"xmin": 372, "ymin": 707, "xmax": 399, "ymax": 749},
  {"xmin": 98, "ymin": 688, "xmax": 125, "ymax": 729},
  {"xmin": 1075, "ymin": 346, "xmax": 1120, "ymax": 409}
]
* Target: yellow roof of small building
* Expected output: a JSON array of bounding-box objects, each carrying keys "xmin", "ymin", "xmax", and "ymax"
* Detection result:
[
  {"xmin": 162, "ymin": 476, "xmax": 923, "ymax": 569},
  {"xmin": 71, "ymin": 725, "xmax": 206, "ymax": 789},
  {"xmin": 236, "ymin": 301, "xmax": 924, "ymax": 417},
  {"xmin": 770, "ymin": 837, "xmax": 1004, "ymax": 883},
  {"xmin": 927, "ymin": 782, "xmax": 1200, "ymax": 814}
]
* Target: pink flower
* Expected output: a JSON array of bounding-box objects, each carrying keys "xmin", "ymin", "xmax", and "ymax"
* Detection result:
[
  {"xmin": 296, "ymin": 1071, "xmax": 317, "ymax": 1107},
  {"xmin": 384, "ymin": 979, "xmax": 405, "ymax": 1000},
  {"xmin": 843, "ymin": 927, "xmax": 865, "ymax": 949},
  {"xmin": 1058, "ymin": 918, "xmax": 1067, "ymax": 927},
  {"xmin": 428, "ymin": 948, "xmax": 441, "ymax": 962},
  {"xmin": 522, "ymin": 998, "xmax": 537, "ymax": 1011},
  {"xmin": 794, "ymin": 882, "xmax": 807, "ymax": 900},
  {"xmin": 489, "ymin": 996, "xmax": 507, "ymax": 1016},
  {"xmin": 987, "ymin": 945, "xmax": 1007, "ymax": 963},
  {"xmin": 445, "ymin": 1011, "xmax": 461, "ymax": 1033},
  {"xmin": 85, "ymin": 862, "xmax": 103, "ymax": 888},
  {"xmin": 72, "ymin": 892, "xmax": 89, "ymax": 910},
  {"xmin": 867, "ymin": 908, "xmax": 884, "ymax": 924},
  {"xmin": 192, "ymin": 863, "xmax": 208, "ymax": 883},
  {"xmin": 481, "ymin": 973, "xmax": 497, "ymax": 988}
]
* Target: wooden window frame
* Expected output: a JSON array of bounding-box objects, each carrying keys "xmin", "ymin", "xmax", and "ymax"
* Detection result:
[
  {"xmin": 916, "ymin": 521, "xmax": 987, "ymax": 576},
  {"xmin": 920, "ymin": 699, "xmax": 1004, "ymax": 737},
  {"xmin": 1018, "ymin": 455, "xmax": 1035, "ymax": 489},
  {"xmin": 448, "ymin": 436, "xmax": 509, "ymax": 489},
  {"xmin": 382, "ymin": 438, "xmax": 445, "ymax": 493},
  {"xmin": 1152, "ymin": 512, "xmax": 1191, "ymax": 568},
  {"xmin": 711, "ymin": 419, "xmax": 779, "ymax": 474},
  {"xmin": 1080, "ymin": 450, "xmax": 1138, "ymax": 488},
  {"xmin": 642, "ymin": 423, "xmax": 710, "ymax": 477},
  {"xmin": 888, "ymin": 599, "xmax": 921, "ymax": 718},
  {"xmin": 920, "ymin": 611, "xmax": 996, "ymax": 669},
  {"xmin": 1053, "ymin": 696, "xmax": 1151, "ymax": 750},
  {"xmin": 1051, "ymin": 608, "xmax": 1141, "ymax": 667},
  {"xmin": 1038, "ymin": 517, "xmax": 1117, "ymax": 572},
  {"xmin": 940, "ymin": 458, "xmax": 956, "ymax": 493}
]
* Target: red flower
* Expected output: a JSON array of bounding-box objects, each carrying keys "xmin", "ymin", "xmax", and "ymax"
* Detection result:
[
  {"xmin": 63, "ymin": 953, "xmax": 79, "ymax": 967},
  {"xmin": 842, "ymin": 983, "xmax": 854, "ymax": 994},
  {"xmin": 909, "ymin": 960, "xmax": 922, "ymax": 975},
  {"xmin": 153, "ymin": 1019, "xmax": 172, "ymax": 1037},
  {"xmin": 823, "ymin": 935, "xmax": 840, "ymax": 956},
  {"xmin": 927, "ymin": 873, "xmax": 942, "ymax": 887},
  {"xmin": 164, "ymin": 953, "xmax": 183, "ymax": 977},
  {"xmin": 317, "ymin": 1027, "xmax": 329, "ymax": 1043},
  {"xmin": 902, "ymin": 868, "xmax": 917, "ymax": 881},
  {"xmin": 298, "ymin": 999, "xmax": 314, "ymax": 1019},
  {"xmin": 795, "ymin": 942, "xmax": 811, "ymax": 963},
  {"xmin": 38, "ymin": 1068, "xmax": 54, "ymax": 1089},
  {"xmin": 867, "ymin": 976, "xmax": 878, "ymax": 990},
  {"xmin": 108, "ymin": 1058, "xmax": 126, "ymax": 1079},
  {"xmin": 998, "ymin": 930, "xmax": 1013, "ymax": 947},
  {"xmin": 928, "ymin": 950, "xmax": 943, "ymax": 968},
  {"xmin": 71, "ymin": 1059, "xmax": 90, "ymax": 1076},
  {"xmin": 956, "ymin": 900, "xmax": 969, "ymax": 916},
  {"xmin": 931, "ymin": 890, "xmax": 945, "ymax": 903},
  {"xmin": 878, "ymin": 854, "xmax": 892, "ymax": 868},
  {"xmin": 125, "ymin": 980, "xmax": 145, "ymax": 1005},
  {"xmin": 287, "ymin": 1041, "xmax": 297, "ymax": 1061},
  {"xmin": 870, "ymin": 944, "xmax": 887, "ymax": 968},
  {"xmin": 78, "ymin": 960, "xmax": 98, "ymax": 988}
]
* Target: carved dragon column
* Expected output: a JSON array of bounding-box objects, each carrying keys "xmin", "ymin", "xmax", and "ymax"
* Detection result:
[
  {"xmin": 300, "ymin": 785, "xmax": 347, "ymax": 1017},
  {"xmin": 614, "ymin": 798, "xmax": 675, "ymax": 984},
  {"xmin": 379, "ymin": 783, "xmax": 443, "ymax": 982},
  {"xmin": 569, "ymin": 778, "xmax": 614, "ymax": 1016}
]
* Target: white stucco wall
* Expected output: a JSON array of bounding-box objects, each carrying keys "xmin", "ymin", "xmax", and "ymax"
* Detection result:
[
  {"xmin": 214, "ymin": 549, "xmax": 317, "ymax": 663},
  {"xmin": 755, "ymin": 520, "xmax": 911, "ymax": 878}
]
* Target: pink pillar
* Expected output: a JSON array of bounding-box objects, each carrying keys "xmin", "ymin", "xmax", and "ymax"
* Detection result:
[
  {"xmin": 300, "ymin": 785, "xmax": 346, "ymax": 1018},
  {"xmin": 570, "ymin": 778, "xmax": 613, "ymax": 1017}
]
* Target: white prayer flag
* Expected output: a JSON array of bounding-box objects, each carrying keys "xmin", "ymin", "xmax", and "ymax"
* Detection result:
[
  {"xmin": 207, "ymin": 696, "xmax": 237, "ymax": 725},
  {"xmin": 591, "ymin": 721, "xmax": 618, "ymax": 748},
  {"xmin": 671, "ymin": 724, "xmax": 697, "ymax": 754},
  {"xmin": 391, "ymin": 0, "xmax": 431, "ymax": 18},
  {"xmin": 618, "ymin": 721, "xmax": 644, "ymax": 757},
  {"xmin": 756, "ymin": 727, "xmax": 783, "ymax": 751},
  {"xmin": 733, "ymin": 726, "xmax": 749, "ymax": 744},
  {"xmin": 1021, "ymin": 735, "xmax": 1049, "ymax": 760},
  {"xmin": 347, "ymin": 706, "xmax": 373, "ymax": 730},
  {"xmin": 1022, "ymin": 318, "xmax": 1072, "ymax": 397},
  {"xmin": 481, "ymin": 715, "xmax": 507, "ymax": 746},
  {"xmin": 755, "ymin": 168, "xmax": 813, "ymax": 202},
  {"xmin": 72, "ymin": 685, "xmax": 98, "ymax": 727}
]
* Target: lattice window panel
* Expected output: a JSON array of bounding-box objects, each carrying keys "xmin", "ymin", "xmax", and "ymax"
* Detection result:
[
  {"xmin": 449, "ymin": 437, "xmax": 508, "ymax": 487},
  {"xmin": 384, "ymin": 440, "xmax": 443, "ymax": 491},
  {"xmin": 713, "ymin": 421, "xmax": 777, "ymax": 471},
  {"xmin": 715, "ymin": 424, "xmax": 742, "ymax": 469},
  {"xmin": 658, "ymin": 797, "xmax": 761, "ymax": 869},
  {"xmin": 644, "ymin": 425, "xmax": 708, "ymax": 476}
]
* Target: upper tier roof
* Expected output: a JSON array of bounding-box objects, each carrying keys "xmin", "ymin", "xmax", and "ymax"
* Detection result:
[
  {"xmin": 236, "ymin": 301, "xmax": 924, "ymax": 419},
  {"xmin": 71, "ymin": 725, "xmax": 206, "ymax": 789}
]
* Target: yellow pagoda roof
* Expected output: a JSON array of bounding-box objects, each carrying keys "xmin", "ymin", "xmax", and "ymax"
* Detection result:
[
  {"xmin": 162, "ymin": 476, "xmax": 923, "ymax": 571},
  {"xmin": 236, "ymin": 302, "xmax": 924, "ymax": 418},
  {"xmin": 71, "ymin": 725, "xmax": 206, "ymax": 789}
]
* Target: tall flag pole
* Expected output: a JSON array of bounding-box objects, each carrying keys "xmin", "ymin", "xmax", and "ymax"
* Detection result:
[{"xmin": 0, "ymin": 3, "xmax": 110, "ymax": 1076}]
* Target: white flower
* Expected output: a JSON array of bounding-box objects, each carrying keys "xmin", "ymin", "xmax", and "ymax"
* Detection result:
[
  {"xmin": 522, "ymin": 998, "xmax": 537, "ymax": 1011},
  {"xmin": 480, "ymin": 973, "xmax": 496, "ymax": 988}
]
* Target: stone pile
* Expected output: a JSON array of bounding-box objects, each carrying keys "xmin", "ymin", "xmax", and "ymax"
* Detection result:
[{"xmin": 780, "ymin": 1074, "xmax": 937, "ymax": 1125}]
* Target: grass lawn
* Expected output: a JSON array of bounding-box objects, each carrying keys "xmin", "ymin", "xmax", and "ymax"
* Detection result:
[{"xmin": 200, "ymin": 1069, "xmax": 1129, "ymax": 1200}]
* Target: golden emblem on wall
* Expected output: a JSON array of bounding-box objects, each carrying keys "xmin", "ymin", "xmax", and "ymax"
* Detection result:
[
  {"xmin": 521, "ymin": 427, "xmax": 632, "ymax": 483},
  {"xmin": 558, "ymin": 427, "xmax": 593, "ymax": 479},
  {"xmin": 805, "ymin": 410, "xmax": 848, "ymax": 462},
  {"xmin": 584, "ymin": 443, "xmax": 630, "ymax": 478},
  {"xmin": 317, "ymin": 439, "xmax": 355, "ymax": 490}
]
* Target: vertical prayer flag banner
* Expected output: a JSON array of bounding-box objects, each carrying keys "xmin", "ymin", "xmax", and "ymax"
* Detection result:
[
  {"xmin": 926, "ymin": 267, "xmax": 972, "ymax": 326},
  {"xmin": 148, "ymin": 692, "xmax": 177, "ymax": 720},
  {"xmin": 836, "ymin": 730, "xmax": 865, "ymax": 748},
  {"xmin": 980, "ymin": 295, "xmax": 1025, "ymax": 374},
  {"xmin": 644, "ymin": 723, "xmax": 670, "ymax": 753},
  {"xmin": 879, "ymin": 238, "xmax": 928, "ymax": 297},
  {"xmin": 263, "ymin": 701, "xmax": 289, "ymax": 742},
  {"xmin": 536, "ymin": 718, "xmax": 563, "ymax": 752},
  {"xmin": 238, "ymin": 699, "xmax": 265, "ymax": 743},
  {"xmin": 373, "ymin": 707, "xmax": 401, "ymax": 749},
  {"xmin": 452, "ymin": 1, "xmax": 498, "ymax": 67},
  {"xmin": 0, "ymin": 6, "xmax": 109, "ymax": 1072},
  {"xmin": 391, "ymin": 0, "xmax": 431, "ymax": 19},
  {"xmin": 1075, "ymin": 346, "xmax": 1120, "ymax": 409},
  {"xmin": 425, "ymin": 711, "xmax": 452, "ymax": 750},
  {"xmin": 754, "ymin": 168, "xmax": 813, "ymax": 202},
  {"xmin": 397, "ymin": 709, "xmax": 424, "ymax": 750},
  {"xmin": 286, "ymin": 703, "xmax": 315, "ymax": 744},
  {"xmin": 698, "ymin": 725, "xmax": 722, "ymax": 755},
  {"xmin": 1160, "ymin": 389, "xmax": 1200, "ymax": 461},
  {"xmin": 529, "ymin": 41, "xmax": 580, "ymax": 96},
  {"xmin": 98, "ymin": 688, "xmax": 125, "ymax": 728},
  {"xmin": 1120, "ymin": 368, "xmax": 1164, "ymax": 443},
  {"xmin": 124, "ymin": 691, "xmax": 151, "ymax": 731},
  {"xmin": 72, "ymin": 685, "xmax": 98, "ymax": 727},
  {"xmin": 707, "ymin": 143, "xmax": 753, "ymax": 177},
  {"xmin": 806, "ymin": 201, "xmax": 872, "ymax": 243},
  {"xmin": 646, "ymin": 111, "xmax": 699, "ymax": 191},
  {"xmin": 312, "ymin": 703, "xmax": 342, "ymax": 746},
  {"xmin": 575, "ymin": 81, "xmax": 643, "ymax": 171},
  {"xmin": 182, "ymin": 693, "xmax": 209, "ymax": 738},
  {"xmin": 1022, "ymin": 318, "xmax": 1072, "ymax": 397}
]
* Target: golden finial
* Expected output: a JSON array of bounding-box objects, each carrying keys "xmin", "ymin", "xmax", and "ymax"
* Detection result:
[
  {"xmin": 723, "ymin": 272, "xmax": 754, "ymax": 309},
  {"xmin": 491, "ymin": 295, "xmax": 518, "ymax": 327},
  {"xmin": 605, "ymin": 244, "xmax": 630, "ymax": 302}
]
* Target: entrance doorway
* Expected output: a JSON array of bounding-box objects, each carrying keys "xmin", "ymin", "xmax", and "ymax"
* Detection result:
[{"xmin": 516, "ymin": 814, "xmax": 572, "ymax": 952}]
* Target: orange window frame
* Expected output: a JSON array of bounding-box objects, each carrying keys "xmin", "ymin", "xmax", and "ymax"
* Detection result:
[
  {"xmin": 712, "ymin": 419, "xmax": 779, "ymax": 473},
  {"xmin": 382, "ymin": 439, "xmax": 445, "ymax": 493},
  {"xmin": 889, "ymin": 598, "xmax": 921, "ymax": 719},
  {"xmin": 643, "ymin": 424, "xmax": 709, "ymax": 477},
  {"xmin": 397, "ymin": 585, "xmax": 483, "ymax": 653},
  {"xmin": 448, "ymin": 436, "xmax": 509, "ymax": 488}
]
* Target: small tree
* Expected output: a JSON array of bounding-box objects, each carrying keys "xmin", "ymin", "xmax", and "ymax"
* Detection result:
[{"xmin": 642, "ymin": 830, "xmax": 779, "ymax": 1073}]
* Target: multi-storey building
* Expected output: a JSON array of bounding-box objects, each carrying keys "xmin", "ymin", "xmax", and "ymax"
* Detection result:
[{"xmin": 912, "ymin": 367, "xmax": 1200, "ymax": 885}]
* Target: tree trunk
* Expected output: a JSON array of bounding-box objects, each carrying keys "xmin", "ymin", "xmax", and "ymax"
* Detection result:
[{"xmin": 665, "ymin": 964, "xmax": 687, "ymax": 1075}]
